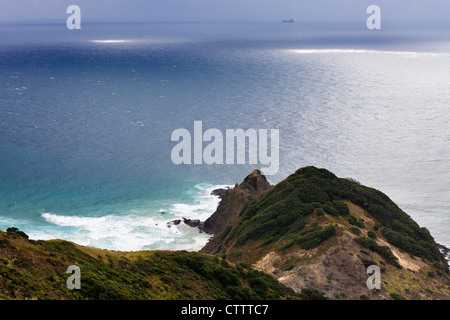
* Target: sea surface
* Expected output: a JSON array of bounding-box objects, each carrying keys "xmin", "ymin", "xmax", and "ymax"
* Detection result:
[{"xmin": 1, "ymin": 22, "xmax": 450, "ymax": 251}]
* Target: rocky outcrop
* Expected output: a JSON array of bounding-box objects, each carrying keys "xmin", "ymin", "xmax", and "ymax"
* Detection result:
[
  {"xmin": 210, "ymin": 188, "xmax": 229, "ymax": 198},
  {"xmin": 201, "ymin": 170, "xmax": 271, "ymax": 252},
  {"xmin": 438, "ymin": 243, "xmax": 450, "ymax": 268},
  {"xmin": 167, "ymin": 218, "xmax": 204, "ymax": 232},
  {"xmin": 166, "ymin": 170, "xmax": 271, "ymax": 236}
]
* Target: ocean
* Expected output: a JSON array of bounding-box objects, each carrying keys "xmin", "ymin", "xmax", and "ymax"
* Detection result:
[{"xmin": 1, "ymin": 22, "xmax": 450, "ymax": 251}]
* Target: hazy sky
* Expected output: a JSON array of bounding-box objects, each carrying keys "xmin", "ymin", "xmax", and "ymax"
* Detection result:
[{"xmin": 1, "ymin": 0, "xmax": 450, "ymax": 24}]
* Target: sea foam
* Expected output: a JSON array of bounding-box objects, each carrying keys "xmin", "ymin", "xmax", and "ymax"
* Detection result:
[
  {"xmin": 32, "ymin": 183, "xmax": 230, "ymax": 251},
  {"xmin": 288, "ymin": 49, "xmax": 448, "ymax": 58}
]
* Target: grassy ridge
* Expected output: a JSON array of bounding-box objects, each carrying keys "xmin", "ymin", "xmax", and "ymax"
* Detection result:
[{"xmin": 0, "ymin": 228, "xmax": 296, "ymax": 300}]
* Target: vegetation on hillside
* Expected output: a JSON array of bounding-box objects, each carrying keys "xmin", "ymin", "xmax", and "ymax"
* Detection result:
[
  {"xmin": 221, "ymin": 167, "xmax": 447, "ymax": 272},
  {"xmin": 0, "ymin": 229, "xmax": 296, "ymax": 300},
  {"xmin": 1, "ymin": 166, "xmax": 448, "ymax": 300}
]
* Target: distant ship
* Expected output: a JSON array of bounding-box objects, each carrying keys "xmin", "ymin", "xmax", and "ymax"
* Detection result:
[{"xmin": 282, "ymin": 19, "xmax": 294, "ymax": 23}]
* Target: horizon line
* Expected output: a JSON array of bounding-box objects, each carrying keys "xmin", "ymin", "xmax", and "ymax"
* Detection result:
[{"xmin": 2, "ymin": 19, "xmax": 450, "ymax": 26}]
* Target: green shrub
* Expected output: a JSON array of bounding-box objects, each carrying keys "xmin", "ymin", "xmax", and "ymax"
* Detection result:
[
  {"xmin": 315, "ymin": 208, "xmax": 325, "ymax": 216},
  {"xmin": 332, "ymin": 200, "xmax": 350, "ymax": 216},
  {"xmin": 354, "ymin": 237, "xmax": 400, "ymax": 268},
  {"xmin": 354, "ymin": 237, "xmax": 378, "ymax": 251},
  {"xmin": 381, "ymin": 227, "xmax": 444, "ymax": 270},
  {"xmin": 226, "ymin": 286, "xmax": 252, "ymax": 300},
  {"xmin": 322, "ymin": 203, "xmax": 339, "ymax": 216},
  {"xmin": 297, "ymin": 225, "xmax": 336, "ymax": 250},
  {"xmin": 281, "ymin": 264, "xmax": 294, "ymax": 271},
  {"xmin": 390, "ymin": 292, "xmax": 403, "ymax": 300},
  {"xmin": 6, "ymin": 227, "xmax": 29, "ymax": 239},
  {"xmin": 212, "ymin": 267, "xmax": 240, "ymax": 287},
  {"xmin": 299, "ymin": 288, "xmax": 329, "ymax": 300},
  {"xmin": 360, "ymin": 249, "xmax": 369, "ymax": 255},
  {"xmin": 368, "ymin": 231, "xmax": 377, "ymax": 239},
  {"xmin": 361, "ymin": 258, "xmax": 377, "ymax": 268},
  {"xmin": 349, "ymin": 226, "xmax": 361, "ymax": 235},
  {"xmin": 346, "ymin": 215, "xmax": 364, "ymax": 228}
]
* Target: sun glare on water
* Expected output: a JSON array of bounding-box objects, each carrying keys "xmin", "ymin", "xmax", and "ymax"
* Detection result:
[{"xmin": 90, "ymin": 39, "xmax": 131, "ymax": 44}]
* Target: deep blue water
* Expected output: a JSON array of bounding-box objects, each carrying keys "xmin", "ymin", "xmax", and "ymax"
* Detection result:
[{"xmin": 1, "ymin": 22, "xmax": 450, "ymax": 250}]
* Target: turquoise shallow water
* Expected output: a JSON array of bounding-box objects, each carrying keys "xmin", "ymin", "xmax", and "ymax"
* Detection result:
[{"xmin": 1, "ymin": 22, "xmax": 450, "ymax": 250}]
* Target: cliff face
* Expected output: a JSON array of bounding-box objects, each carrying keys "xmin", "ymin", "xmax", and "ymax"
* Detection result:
[
  {"xmin": 201, "ymin": 166, "xmax": 450, "ymax": 300},
  {"xmin": 201, "ymin": 170, "xmax": 271, "ymax": 252}
]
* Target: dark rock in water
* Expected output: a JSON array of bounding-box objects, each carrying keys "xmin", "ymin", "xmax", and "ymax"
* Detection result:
[
  {"xmin": 182, "ymin": 218, "xmax": 206, "ymax": 233},
  {"xmin": 211, "ymin": 188, "xmax": 228, "ymax": 198},
  {"xmin": 167, "ymin": 218, "xmax": 205, "ymax": 233},
  {"xmin": 166, "ymin": 219, "xmax": 181, "ymax": 228},
  {"xmin": 183, "ymin": 218, "xmax": 200, "ymax": 227},
  {"xmin": 438, "ymin": 243, "xmax": 450, "ymax": 254},
  {"xmin": 183, "ymin": 218, "xmax": 203, "ymax": 228}
]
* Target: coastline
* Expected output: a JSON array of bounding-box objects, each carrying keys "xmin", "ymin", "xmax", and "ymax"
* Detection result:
[
  {"xmin": 1, "ymin": 167, "xmax": 449, "ymax": 300},
  {"xmin": 2, "ymin": 183, "xmax": 230, "ymax": 252},
  {"xmin": 438, "ymin": 243, "xmax": 450, "ymax": 269},
  {"xmin": 189, "ymin": 189, "xmax": 450, "ymax": 270},
  {"xmin": 167, "ymin": 186, "xmax": 231, "ymax": 234}
]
